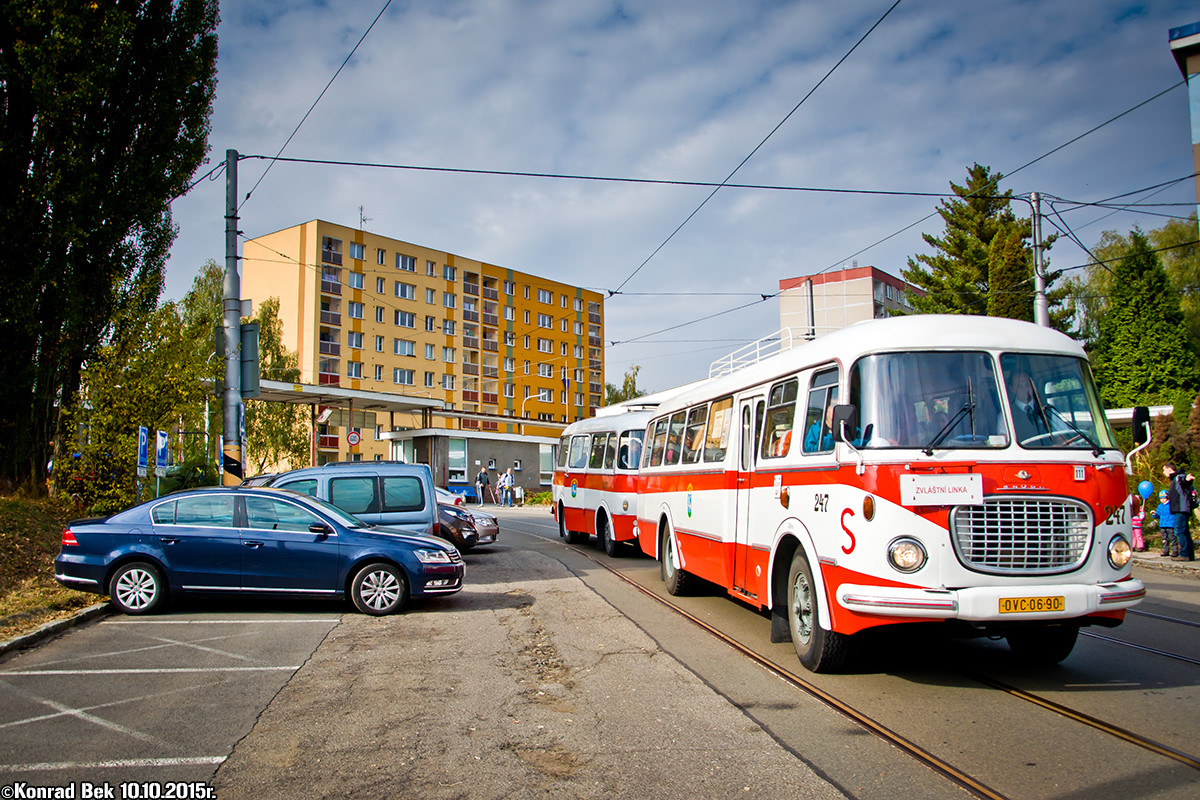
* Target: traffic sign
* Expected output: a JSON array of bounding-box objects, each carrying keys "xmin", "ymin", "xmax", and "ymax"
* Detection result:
[{"xmin": 347, "ymin": 430, "xmax": 361, "ymax": 447}]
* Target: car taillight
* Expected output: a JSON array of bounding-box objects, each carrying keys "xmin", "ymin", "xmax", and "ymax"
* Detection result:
[{"xmin": 62, "ymin": 529, "xmax": 79, "ymax": 547}]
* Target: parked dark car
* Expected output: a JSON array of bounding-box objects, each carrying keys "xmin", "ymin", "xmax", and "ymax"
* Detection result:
[
  {"xmin": 266, "ymin": 463, "xmax": 438, "ymax": 538},
  {"xmin": 54, "ymin": 487, "xmax": 464, "ymax": 616}
]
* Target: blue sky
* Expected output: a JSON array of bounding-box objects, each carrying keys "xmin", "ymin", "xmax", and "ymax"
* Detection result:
[{"xmin": 166, "ymin": 0, "xmax": 1200, "ymax": 392}]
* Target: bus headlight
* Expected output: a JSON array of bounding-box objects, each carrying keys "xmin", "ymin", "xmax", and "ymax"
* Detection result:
[
  {"xmin": 887, "ymin": 537, "xmax": 927, "ymax": 573},
  {"xmin": 1107, "ymin": 535, "xmax": 1132, "ymax": 569}
]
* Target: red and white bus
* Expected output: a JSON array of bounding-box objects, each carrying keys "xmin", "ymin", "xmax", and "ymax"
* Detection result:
[
  {"xmin": 631, "ymin": 315, "xmax": 1144, "ymax": 672},
  {"xmin": 553, "ymin": 407, "xmax": 654, "ymax": 556}
]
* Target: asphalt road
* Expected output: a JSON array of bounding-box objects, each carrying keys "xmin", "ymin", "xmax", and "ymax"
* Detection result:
[{"xmin": 2, "ymin": 507, "xmax": 1196, "ymax": 800}]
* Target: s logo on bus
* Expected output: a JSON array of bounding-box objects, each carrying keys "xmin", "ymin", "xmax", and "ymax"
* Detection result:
[
  {"xmin": 840, "ymin": 508, "xmax": 857, "ymax": 555},
  {"xmin": 687, "ymin": 484, "xmax": 694, "ymax": 518},
  {"xmin": 570, "ymin": 480, "xmax": 578, "ymax": 499}
]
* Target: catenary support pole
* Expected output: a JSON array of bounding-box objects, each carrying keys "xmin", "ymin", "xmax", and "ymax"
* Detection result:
[
  {"xmin": 222, "ymin": 149, "xmax": 244, "ymax": 484},
  {"xmin": 1031, "ymin": 191, "xmax": 1049, "ymax": 328}
]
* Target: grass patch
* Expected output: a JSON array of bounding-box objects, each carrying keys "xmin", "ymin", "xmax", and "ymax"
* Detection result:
[{"xmin": 0, "ymin": 495, "xmax": 99, "ymax": 641}]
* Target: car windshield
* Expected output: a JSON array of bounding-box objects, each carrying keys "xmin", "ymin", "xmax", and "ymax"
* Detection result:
[
  {"xmin": 849, "ymin": 352, "xmax": 1008, "ymax": 450},
  {"xmin": 1000, "ymin": 353, "xmax": 1116, "ymax": 450}
]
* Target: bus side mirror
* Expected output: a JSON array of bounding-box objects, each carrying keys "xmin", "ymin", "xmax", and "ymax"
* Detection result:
[
  {"xmin": 831, "ymin": 404, "xmax": 858, "ymax": 443},
  {"xmin": 1132, "ymin": 406, "xmax": 1150, "ymax": 445}
]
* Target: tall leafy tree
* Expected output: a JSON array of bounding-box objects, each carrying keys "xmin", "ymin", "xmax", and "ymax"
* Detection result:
[
  {"xmin": 244, "ymin": 297, "xmax": 309, "ymax": 475},
  {"xmin": 605, "ymin": 365, "xmax": 647, "ymax": 406},
  {"xmin": 0, "ymin": 0, "xmax": 219, "ymax": 488},
  {"xmin": 1089, "ymin": 230, "xmax": 1199, "ymax": 409},
  {"xmin": 902, "ymin": 163, "xmax": 1067, "ymax": 327}
]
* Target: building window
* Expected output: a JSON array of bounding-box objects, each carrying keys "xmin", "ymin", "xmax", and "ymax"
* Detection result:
[
  {"xmin": 443, "ymin": 265, "xmax": 456, "ymax": 282},
  {"xmin": 538, "ymin": 363, "xmax": 552, "ymax": 378},
  {"xmin": 374, "ymin": 335, "xmax": 384, "ymax": 352},
  {"xmin": 394, "ymin": 310, "xmax": 415, "ymax": 328},
  {"xmin": 424, "ymin": 371, "xmax": 435, "ymax": 387},
  {"xmin": 574, "ymin": 345, "xmax": 583, "ymax": 358},
  {"xmin": 523, "ymin": 335, "xmax": 530, "ymax": 349},
  {"xmin": 374, "ymin": 424, "xmax": 383, "ymax": 440},
  {"xmin": 443, "ymin": 292, "xmax": 456, "ymax": 309},
  {"xmin": 524, "ymin": 310, "xmax": 530, "ymax": 325},
  {"xmin": 397, "ymin": 254, "xmax": 415, "ymax": 271},
  {"xmin": 504, "ymin": 357, "xmax": 515, "ymax": 372},
  {"xmin": 503, "ymin": 331, "xmax": 516, "ymax": 346},
  {"xmin": 537, "ymin": 338, "xmax": 552, "ymax": 354},
  {"xmin": 375, "ymin": 306, "xmax": 384, "ymax": 323},
  {"xmin": 443, "ymin": 319, "xmax": 456, "ymax": 336},
  {"xmin": 538, "ymin": 289, "xmax": 552, "ymax": 304},
  {"xmin": 375, "ymin": 277, "xmax": 385, "ymax": 293},
  {"xmin": 448, "ymin": 437, "xmax": 467, "ymax": 482},
  {"xmin": 425, "ymin": 343, "xmax": 436, "ymax": 360},
  {"xmin": 504, "ymin": 281, "xmax": 515, "ymax": 295},
  {"xmin": 394, "ymin": 338, "xmax": 415, "ymax": 357},
  {"xmin": 561, "ymin": 319, "xmax": 568, "ymax": 332},
  {"xmin": 349, "ymin": 242, "xmax": 365, "ymax": 260},
  {"xmin": 523, "ymin": 360, "xmax": 530, "ymax": 374},
  {"xmin": 537, "ymin": 313, "xmax": 552, "ymax": 328},
  {"xmin": 443, "ymin": 347, "xmax": 456, "ymax": 363},
  {"xmin": 376, "ymin": 248, "xmax": 385, "ymax": 265},
  {"xmin": 561, "ymin": 342, "xmax": 568, "ymax": 356},
  {"xmin": 348, "ymin": 302, "xmax": 364, "ymax": 319},
  {"xmin": 425, "ymin": 288, "xmax": 436, "ymax": 304},
  {"xmin": 347, "ymin": 361, "xmax": 363, "ymax": 378},
  {"xmin": 395, "ymin": 282, "xmax": 415, "ymax": 300},
  {"xmin": 442, "ymin": 374, "xmax": 455, "ymax": 390},
  {"xmin": 347, "ymin": 272, "xmax": 364, "ymax": 290},
  {"xmin": 347, "ymin": 331, "xmax": 363, "ymax": 349},
  {"xmin": 374, "ymin": 365, "xmax": 383, "ymax": 381},
  {"xmin": 503, "ymin": 383, "xmax": 515, "ymax": 398},
  {"xmin": 504, "ymin": 306, "xmax": 515, "ymax": 321},
  {"xmin": 425, "ymin": 315, "xmax": 436, "ymax": 332},
  {"xmin": 393, "ymin": 368, "xmax": 415, "ymax": 386}
]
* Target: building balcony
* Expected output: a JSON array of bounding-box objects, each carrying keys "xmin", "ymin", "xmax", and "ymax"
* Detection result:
[
  {"xmin": 463, "ymin": 363, "xmax": 479, "ymax": 376},
  {"xmin": 482, "ymin": 340, "xmax": 498, "ymax": 352},
  {"xmin": 317, "ymin": 372, "xmax": 340, "ymax": 386},
  {"xmin": 463, "ymin": 282, "xmax": 479, "ymax": 296},
  {"xmin": 482, "ymin": 366, "xmax": 499, "ymax": 378},
  {"xmin": 321, "ymin": 249, "xmax": 342, "ymax": 265},
  {"xmin": 320, "ymin": 280, "xmax": 341, "ymax": 296},
  {"xmin": 589, "ymin": 336, "xmax": 602, "ymax": 347},
  {"xmin": 317, "ymin": 434, "xmax": 339, "ymax": 450},
  {"xmin": 589, "ymin": 312, "xmax": 601, "ymax": 324},
  {"xmin": 482, "ymin": 392, "xmax": 498, "ymax": 404},
  {"xmin": 482, "ymin": 287, "xmax": 499, "ymax": 301},
  {"xmin": 462, "ymin": 310, "xmax": 480, "ymax": 323},
  {"xmin": 589, "ymin": 383, "xmax": 602, "ymax": 394},
  {"xmin": 461, "ymin": 419, "xmax": 480, "ymax": 430},
  {"xmin": 482, "ymin": 313, "xmax": 498, "ymax": 326},
  {"xmin": 463, "ymin": 336, "xmax": 479, "ymax": 349},
  {"xmin": 589, "ymin": 359, "xmax": 602, "ymax": 370},
  {"xmin": 319, "ymin": 311, "xmax": 341, "ymax": 326},
  {"xmin": 318, "ymin": 341, "xmax": 340, "ymax": 356},
  {"xmin": 482, "ymin": 420, "xmax": 499, "ymax": 432},
  {"xmin": 462, "ymin": 390, "xmax": 479, "ymax": 402}
]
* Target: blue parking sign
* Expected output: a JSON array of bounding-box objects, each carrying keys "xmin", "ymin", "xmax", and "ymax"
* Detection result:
[
  {"xmin": 137, "ymin": 426, "xmax": 149, "ymax": 478},
  {"xmin": 155, "ymin": 430, "xmax": 169, "ymax": 477}
]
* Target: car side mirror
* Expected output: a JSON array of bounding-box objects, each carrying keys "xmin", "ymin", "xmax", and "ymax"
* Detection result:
[
  {"xmin": 831, "ymin": 404, "xmax": 858, "ymax": 443},
  {"xmin": 309, "ymin": 523, "xmax": 334, "ymax": 537},
  {"xmin": 1132, "ymin": 406, "xmax": 1150, "ymax": 445}
]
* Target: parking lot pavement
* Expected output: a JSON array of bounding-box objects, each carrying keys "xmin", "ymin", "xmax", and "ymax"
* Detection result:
[
  {"xmin": 211, "ymin": 539, "xmax": 845, "ymax": 800},
  {"xmin": 0, "ymin": 608, "xmax": 340, "ymax": 788}
]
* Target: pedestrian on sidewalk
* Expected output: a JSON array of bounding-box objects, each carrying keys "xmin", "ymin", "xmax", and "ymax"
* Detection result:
[
  {"xmin": 475, "ymin": 466, "xmax": 490, "ymax": 506},
  {"xmin": 498, "ymin": 468, "xmax": 514, "ymax": 507},
  {"xmin": 1131, "ymin": 494, "xmax": 1146, "ymax": 552},
  {"xmin": 1163, "ymin": 463, "xmax": 1196, "ymax": 562},
  {"xmin": 1153, "ymin": 489, "xmax": 1177, "ymax": 557}
]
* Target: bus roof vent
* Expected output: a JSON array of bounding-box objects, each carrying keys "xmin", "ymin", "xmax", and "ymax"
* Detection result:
[{"xmin": 709, "ymin": 328, "xmax": 800, "ymax": 378}]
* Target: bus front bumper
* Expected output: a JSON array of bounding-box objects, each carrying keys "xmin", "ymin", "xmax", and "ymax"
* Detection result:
[{"xmin": 835, "ymin": 579, "xmax": 1145, "ymax": 621}]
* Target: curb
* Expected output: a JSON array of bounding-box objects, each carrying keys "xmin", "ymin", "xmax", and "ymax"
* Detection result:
[{"xmin": 0, "ymin": 602, "xmax": 112, "ymax": 659}]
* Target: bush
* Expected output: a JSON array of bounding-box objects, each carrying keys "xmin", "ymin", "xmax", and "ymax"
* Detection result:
[{"xmin": 524, "ymin": 490, "xmax": 553, "ymax": 506}]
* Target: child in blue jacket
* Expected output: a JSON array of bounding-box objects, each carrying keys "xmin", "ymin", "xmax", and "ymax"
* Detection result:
[{"xmin": 1153, "ymin": 489, "xmax": 1177, "ymax": 557}]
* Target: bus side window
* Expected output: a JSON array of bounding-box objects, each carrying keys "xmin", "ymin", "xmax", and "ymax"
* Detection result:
[
  {"xmin": 682, "ymin": 405, "xmax": 707, "ymax": 464},
  {"xmin": 649, "ymin": 418, "xmax": 668, "ymax": 466},
  {"xmin": 761, "ymin": 379, "xmax": 799, "ymax": 459},
  {"xmin": 557, "ymin": 436, "xmax": 570, "ymax": 469},
  {"xmin": 603, "ymin": 433, "xmax": 619, "ymax": 470},
  {"xmin": 618, "ymin": 430, "xmax": 644, "ymax": 470},
  {"xmin": 589, "ymin": 433, "xmax": 608, "ymax": 469},
  {"xmin": 802, "ymin": 368, "xmax": 839, "ymax": 454},
  {"xmin": 704, "ymin": 397, "xmax": 734, "ymax": 463},
  {"xmin": 568, "ymin": 435, "xmax": 590, "ymax": 470},
  {"xmin": 665, "ymin": 411, "xmax": 686, "ymax": 465}
]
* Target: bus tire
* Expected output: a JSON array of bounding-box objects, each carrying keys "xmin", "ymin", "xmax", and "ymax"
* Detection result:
[
  {"xmin": 1005, "ymin": 625, "xmax": 1078, "ymax": 665},
  {"xmin": 787, "ymin": 550, "xmax": 847, "ymax": 673},
  {"xmin": 661, "ymin": 525, "xmax": 690, "ymax": 595},
  {"xmin": 599, "ymin": 515, "xmax": 621, "ymax": 557},
  {"xmin": 558, "ymin": 502, "xmax": 585, "ymax": 545}
]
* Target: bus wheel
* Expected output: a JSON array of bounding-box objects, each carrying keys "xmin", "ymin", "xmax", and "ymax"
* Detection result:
[
  {"xmin": 1005, "ymin": 625, "xmax": 1079, "ymax": 665},
  {"xmin": 557, "ymin": 503, "xmax": 568, "ymax": 539},
  {"xmin": 599, "ymin": 516, "xmax": 621, "ymax": 557},
  {"xmin": 787, "ymin": 550, "xmax": 847, "ymax": 673},
  {"xmin": 558, "ymin": 502, "xmax": 585, "ymax": 544},
  {"xmin": 661, "ymin": 526, "xmax": 690, "ymax": 595}
]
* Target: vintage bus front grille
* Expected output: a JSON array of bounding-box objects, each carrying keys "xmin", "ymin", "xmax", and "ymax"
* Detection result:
[{"xmin": 951, "ymin": 498, "xmax": 1092, "ymax": 575}]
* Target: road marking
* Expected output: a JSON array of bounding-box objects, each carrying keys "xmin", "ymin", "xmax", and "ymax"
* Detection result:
[
  {"xmin": 0, "ymin": 677, "xmax": 228, "ymax": 732},
  {"xmin": 0, "ymin": 757, "xmax": 226, "ymax": 773},
  {"xmin": 28, "ymin": 632, "xmax": 259, "ymax": 669},
  {"xmin": 1, "ymin": 667, "xmax": 301, "ymax": 675},
  {"xmin": 0, "ymin": 681, "xmax": 163, "ymax": 745},
  {"xmin": 102, "ymin": 619, "xmax": 337, "ymax": 624}
]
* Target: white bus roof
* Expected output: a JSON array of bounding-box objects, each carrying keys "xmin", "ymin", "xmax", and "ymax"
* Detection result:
[{"xmin": 662, "ymin": 315, "xmax": 1086, "ymax": 413}]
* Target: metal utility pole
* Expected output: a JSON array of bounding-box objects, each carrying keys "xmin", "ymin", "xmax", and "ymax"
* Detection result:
[
  {"xmin": 222, "ymin": 149, "xmax": 244, "ymax": 484},
  {"xmin": 1030, "ymin": 191, "xmax": 1049, "ymax": 328}
]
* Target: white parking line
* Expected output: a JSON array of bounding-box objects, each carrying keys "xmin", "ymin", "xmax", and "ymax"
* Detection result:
[
  {"xmin": 0, "ymin": 757, "xmax": 225, "ymax": 773},
  {"xmin": 0, "ymin": 677, "xmax": 228, "ymax": 732},
  {"xmin": 1, "ymin": 667, "xmax": 301, "ymax": 675},
  {"xmin": 28, "ymin": 632, "xmax": 260, "ymax": 668},
  {"xmin": 0, "ymin": 682, "xmax": 163, "ymax": 745}
]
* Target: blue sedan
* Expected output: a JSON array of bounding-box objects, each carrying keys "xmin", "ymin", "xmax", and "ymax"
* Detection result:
[{"xmin": 54, "ymin": 487, "xmax": 464, "ymax": 615}]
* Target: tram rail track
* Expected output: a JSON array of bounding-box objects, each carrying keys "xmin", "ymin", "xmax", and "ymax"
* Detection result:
[{"xmin": 543, "ymin": 530, "xmax": 1200, "ymax": 800}]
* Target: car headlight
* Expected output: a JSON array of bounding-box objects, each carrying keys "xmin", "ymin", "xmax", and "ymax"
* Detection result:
[
  {"xmin": 1108, "ymin": 535, "xmax": 1132, "ymax": 569},
  {"xmin": 887, "ymin": 537, "xmax": 927, "ymax": 573},
  {"xmin": 415, "ymin": 548, "xmax": 453, "ymax": 564}
]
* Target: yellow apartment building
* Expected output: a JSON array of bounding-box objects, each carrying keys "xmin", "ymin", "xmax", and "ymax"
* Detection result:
[{"xmin": 241, "ymin": 220, "xmax": 605, "ymax": 493}]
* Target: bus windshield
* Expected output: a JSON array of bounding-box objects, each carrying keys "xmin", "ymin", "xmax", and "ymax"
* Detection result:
[
  {"xmin": 999, "ymin": 353, "xmax": 1116, "ymax": 451},
  {"xmin": 849, "ymin": 352, "xmax": 1008, "ymax": 450}
]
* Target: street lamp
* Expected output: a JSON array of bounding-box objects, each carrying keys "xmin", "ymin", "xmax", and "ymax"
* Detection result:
[{"xmin": 520, "ymin": 390, "xmax": 549, "ymax": 436}]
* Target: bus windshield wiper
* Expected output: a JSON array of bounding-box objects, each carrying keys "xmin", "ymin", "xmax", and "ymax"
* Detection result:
[
  {"xmin": 1036, "ymin": 397, "xmax": 1105, "ymax": 457},
  {"xmin": 923, "ymin": 380, "xmax": 976, "ymax": 456}
]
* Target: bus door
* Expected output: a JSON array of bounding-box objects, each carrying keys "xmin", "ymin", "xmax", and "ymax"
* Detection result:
[{"xmin": 734, "ymin": 395, "xmax": 765, "ymax": 595}]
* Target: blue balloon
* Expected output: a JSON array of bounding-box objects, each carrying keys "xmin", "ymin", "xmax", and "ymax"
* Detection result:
[{"xmin": 1137, "ymin": 480, "xmax": 1154, "ymax": 499}]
